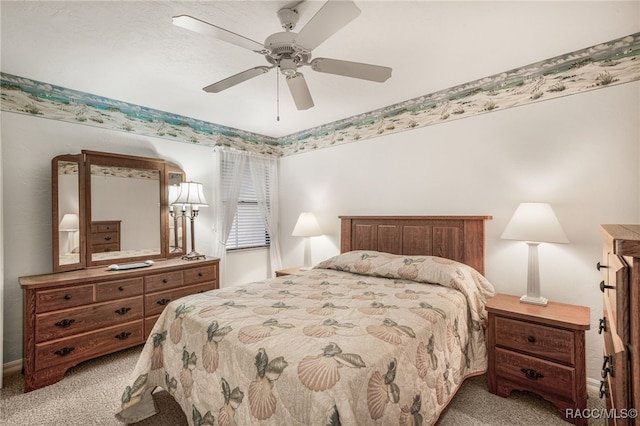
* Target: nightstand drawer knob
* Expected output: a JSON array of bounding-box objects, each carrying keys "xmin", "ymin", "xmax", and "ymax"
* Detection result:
[
  {"xmin": 527, "ymin": 335, "xmax": 536, "ymax": 343},
  {"xmin": 54, "ymin": 319, "xmax": 75, "ymax": 328},
  {"xmin": 598, "ymin": 318, "xmax": 607, "ymax": 334},
  {"xmin": 596, "ymin": 261, "xmax": 608, "ymax": 271},
  {"xmin": 54, "ymin": 346, "xmax": 75, "ymax": 357},
  {"xmin": 520, "ymin": 368, "xmax": 543, "ymax": 380}
]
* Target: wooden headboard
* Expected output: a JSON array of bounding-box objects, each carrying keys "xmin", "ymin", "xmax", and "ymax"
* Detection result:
[{"xmin": 340, "ymin": 216, "xmax": 492, "ymax": 275}]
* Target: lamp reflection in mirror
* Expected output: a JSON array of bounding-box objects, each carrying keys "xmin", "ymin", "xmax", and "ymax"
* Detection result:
[
  {"xmin": 501, "ymin": 202, "xmax": 568, "ymax": 306},
  {"xmin": 168, "ymin": 184, "xmax": 182, "ymax": 253},
  {"xmin": 59, "ymin": 213, "xmax": 79, "ymax": 254},
  {"xmin": 292, "ymin": 212, "xmax": 322, "ymax": 270},
  {"xmin": 171, "ymin": 181, "xmax": 208, "ymax": 260}
]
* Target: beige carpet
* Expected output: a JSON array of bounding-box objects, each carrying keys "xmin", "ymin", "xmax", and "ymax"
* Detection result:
[{"xmin": 1, "ymin": 345, "xmax": 605, "ymax": 425}]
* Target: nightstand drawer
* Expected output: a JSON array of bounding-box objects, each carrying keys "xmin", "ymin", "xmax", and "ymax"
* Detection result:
[
  {"xmin": 495, "ymin": 347, "xmax": 576, "ymax": 400},
  {"xmin": 495, "ymin": 317, "xmax": 575, "ymax": 365}
]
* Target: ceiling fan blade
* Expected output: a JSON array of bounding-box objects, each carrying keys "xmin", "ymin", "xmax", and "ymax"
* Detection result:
[
  {"xmin": 203, "ymin": 66, "xmax": 272, "ymax": 93},
  {"xmin": 173, "ymin": 15, "xmax": 265, "ymax": 53},
  {"xmin": 293, "ymin": 1, "xmax": 361, "ymax": 52},
  {"xmin": 286, "ymin": 73, "xmax": 314, "ymax": 110},
  {"xmin": 311, "ymin": 58, "xmax": 392, "ymax": 82}
]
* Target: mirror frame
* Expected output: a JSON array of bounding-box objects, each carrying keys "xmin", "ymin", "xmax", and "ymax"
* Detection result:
[
  {"xmin": 52, "ymin": 154, "xmax": 86, "ymax": 272},
  {"xmin": 166, "ymin": 164, "xmax": 187, "ymax": 259},
  {"xmin": 52, "ymin": 150, "xmax": 186, "ymax": 272}
]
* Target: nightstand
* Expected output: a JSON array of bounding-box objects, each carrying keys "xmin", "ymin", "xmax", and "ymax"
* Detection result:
[
  {"xmin": 275, "ymin": 266, "xmax": 304, "ymax": 277},
  {"xmin": 486, "ymin": 293, "xmax": 590, "ymax": 425}
]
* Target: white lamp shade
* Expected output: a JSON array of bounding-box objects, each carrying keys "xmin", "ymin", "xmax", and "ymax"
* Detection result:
[
  {"xmin": 172, "ymin": 181, "xmax": 208, "ymax": 207},
  {"xmin": 292, "ymin": 212, "xmax": 322, "ymax": 237},
  {"xmin": 501, "ymin": 202, "xmax": 568, "ymax": 244},
  {"xmin": 59, "ymin": 213, "xmax": 79, "ymax": 231},
  {"xmin": 168, "ymin": 184, "xmax": 181, "ymax": 205}
]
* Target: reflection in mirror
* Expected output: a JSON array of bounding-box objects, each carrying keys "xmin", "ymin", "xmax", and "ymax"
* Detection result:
[
  {"xmin": 168, "ymin": 171, "xmax": 185, "ymax": 254},
  {"xmin": 58, "ymin": 161, "xmax": 80, "ymax": 266},
  {"xmin": 90, "ymin": 165, "xmax": 161, "ymax": 262}
]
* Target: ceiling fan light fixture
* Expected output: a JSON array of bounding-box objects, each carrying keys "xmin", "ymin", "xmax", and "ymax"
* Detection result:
[{"xmin": 279, "ymin": 58, "xmax": 298, "ymax": 76}]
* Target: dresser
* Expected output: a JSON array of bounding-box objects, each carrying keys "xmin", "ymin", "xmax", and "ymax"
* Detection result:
[
  {"xmin": 486, "ymin": 293, "xmax": 590, "ymax": 425},
  {"xmin": 20, "ymin": 257, "xmax": 219, "ymax": 392},
  {"xmin": 90, "ymin": 220, "xmax": 121, "ymax": 253},
  {"xmin": 599, "ymin": 225, "xmax": 640, "ymax": 425}
]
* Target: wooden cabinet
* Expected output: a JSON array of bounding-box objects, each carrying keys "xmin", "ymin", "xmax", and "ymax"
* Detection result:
[
  {"xmin": 90, "ymin": 220, "xmax": 121, "ymax": 253},
  {"xmin": 599, "ymin": 225, "xmax": 640, "ymax": 425},
  {"xmin": 486, "ymin": 293, "xmax": 590, "ymax": 425},
  {"xmin": 20, "ymin": 257, "xmax": 219, "ymax": 392}
]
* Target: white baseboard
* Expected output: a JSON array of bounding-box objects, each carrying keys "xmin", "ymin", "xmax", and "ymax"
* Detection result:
[
  {"xmin": 587, "ymin": 377, "xmax": 602, "ymax": 394},
  {"xmin": 3, "ymin": 358, "xmax": 22, "ymax": 376}
]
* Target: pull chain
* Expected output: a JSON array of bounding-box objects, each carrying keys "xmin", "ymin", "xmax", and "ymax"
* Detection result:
[{"xmin": 276, "ymin": 67, "xmax": 280, "ymax": 122}]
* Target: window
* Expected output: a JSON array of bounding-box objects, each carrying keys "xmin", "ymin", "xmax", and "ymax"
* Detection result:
[{"xmin": 223, "ymin": 160, "xmax": 271, "ymax": 250}]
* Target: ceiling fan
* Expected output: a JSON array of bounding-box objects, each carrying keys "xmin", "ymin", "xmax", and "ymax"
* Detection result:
[{"xmin": 173, "ymin": 0, "xmax": 392, "ymax": 110}]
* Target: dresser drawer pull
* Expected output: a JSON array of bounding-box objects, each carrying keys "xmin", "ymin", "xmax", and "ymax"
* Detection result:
[
  {"xmin": 599, "ymin": 280, "xmax": 614, "ymax": 292},
  {"xmin": 601, "ymin": 355, "xmax": 614, "ymax": 378},
  {"xmin": 162, "ymin": 279, "xmax": 168, "ymax": 284},
  {"xmin": 520, "ymin": 368, "xmax": 543, "ymax": 380},
  {"xmin": 526, "ymin": 335, "xmax": 536, "ymax": 343},
  {"xmin": 598, "ymin": 318, "xmax": 607, "ymax": 334},
  {"xmin": 63, "ymin": 294, "xmax": 72, "ymax": 300},
  {"xmin": 104, "ymin": 236, "xmax": 112, "ymax": 241},
  {"xmin": 118, "ymin": 286, "xmax": 125, "ymax": 291},
  {"xmin": 157, "ymin": 298, "xmax": 171, "ymax": 306},
  {"xmin": 198, "ymin": 272, "xmax": 204, "ymax": 277},
  {"xmin": 114, "ymin": 307, "xmax": 132, "ymax": 315},
  {"xmin": 599, "ymin": 380, "xmax": 610, "ymax": 398},
  {"xmin": 115, "ymin": 332, "xmax": 132, "ymax": 340},
  {"xmin": 54, "ymin": 347, "xmax": 75, "ymax": 357},
  {"xmin": 54, "ymin": 319, "xmax": 75, "ymax": 328},
  {"xmin": 596, "ymin": 261, "xmax": 608, "ymax": 271}
]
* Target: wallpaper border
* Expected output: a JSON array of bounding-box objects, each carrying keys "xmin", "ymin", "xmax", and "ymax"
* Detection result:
[{"xmin": 2, "ymin": 32, "xmax": 639, "ymax": 157}]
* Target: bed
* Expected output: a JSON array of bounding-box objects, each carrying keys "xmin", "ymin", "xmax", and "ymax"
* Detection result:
[{"xmin": 117, "ymin": 215, "xmax": 494, "ymax": 425}]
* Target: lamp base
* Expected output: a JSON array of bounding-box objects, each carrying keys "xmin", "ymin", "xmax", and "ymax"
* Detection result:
[
  {"xmin": 520, "ymin": 294, "xmax": 548, "ymax": 306},
  {"xmin": 181, "ymin": 251, "xmax": 206, "ymax": 261}
]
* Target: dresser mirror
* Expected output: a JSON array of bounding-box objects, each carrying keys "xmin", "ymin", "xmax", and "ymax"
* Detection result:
[
  {"xmin": 52, "ymin": 150, "xmax": 186, "ymax": 272},
  {"xmin": 167, "ymin": 165, "xmax": 186, "ymax": 257}
]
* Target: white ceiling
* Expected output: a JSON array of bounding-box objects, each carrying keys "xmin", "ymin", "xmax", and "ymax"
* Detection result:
[{"xmin": 2, "ymin": 1, "xmax": 638, "ymax": 138}]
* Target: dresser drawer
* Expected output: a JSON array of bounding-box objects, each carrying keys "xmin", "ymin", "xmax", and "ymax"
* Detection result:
[
  {"xmin": 35, "ymin": 320, "xmax": 144, "ymax": 371},
  {"xmin": 91, "ymin": 231, "xmax": 119, "ymax": 245},
  {"xmin": 35, "ymin": 284, "xmax": 94, "ymax": 314},
  {"xmin": 96, "ymin": 278, "xmax": 143, "ymax": 301},
  {"xmin": 495, "ymin": 347, "xmax": 576, "ymax": 400},
  {"xmin": 92, "ymin": 242, "xmax": 120, "ymax": 253},
  {"xmin": 495, "ymin": 317, "xmax": 575, "ymax": 365},
  {"xmin": 35, "ymin": 296, "xmax": 143, "ymax": 342},
  {"xmin": 183, "ymin": 265, "xmax": 217, "ymax": 286},
  {"xmin": 145, "ymin": 282, "xmax": 214, "ymax": 316},
  {"xmin": 144, "ymin": 271, "xmax": 183, "ymax": 293},
  {"xmin": 91, "ymin": 222, "xmax": 119, "ymax": 233}
]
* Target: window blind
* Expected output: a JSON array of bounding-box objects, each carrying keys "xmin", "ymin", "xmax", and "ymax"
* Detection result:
[{"xmin": 223, "ymin": 160, "xmax": 271, "ymax": 250}]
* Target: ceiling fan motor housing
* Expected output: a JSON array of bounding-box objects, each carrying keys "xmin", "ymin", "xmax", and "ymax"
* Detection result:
[
  {"xmin": 277, "ymin": 8, "xmax": 299, "ymax": 31},
  {"xmin": 264, "ymin": 31, "xmax": 310, "ymax": 75}
]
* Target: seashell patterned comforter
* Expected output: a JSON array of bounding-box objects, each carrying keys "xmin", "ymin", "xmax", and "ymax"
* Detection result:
[{"xmin": 116, "ymin": 251, "xmax": 495, "ymax": 426}]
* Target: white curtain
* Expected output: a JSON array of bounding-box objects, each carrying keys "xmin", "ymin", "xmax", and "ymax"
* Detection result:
[
  {"xmin": 249, "ymin": 154, "xmax": 283, "ymax": 276},
  {"xmin": 211, "ymin": 149, "xmax": 246, "ymax": 283},
  {"xmin": 211, "ymin": 148, "xmax": 282, "ymax": 283}
]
